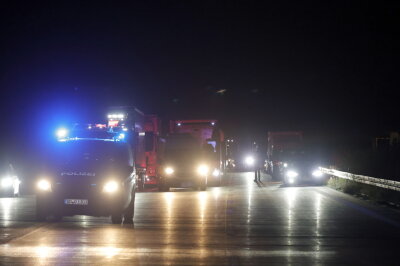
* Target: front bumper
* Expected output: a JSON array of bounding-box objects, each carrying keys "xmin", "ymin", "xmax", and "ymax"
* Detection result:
[
  {"xmin": 163, "ymin": 172, "xmax": 207, "ymax": 188},
  {"xmin": 36, "ymin": 185, "xmax": 130, "ymax": 217}
]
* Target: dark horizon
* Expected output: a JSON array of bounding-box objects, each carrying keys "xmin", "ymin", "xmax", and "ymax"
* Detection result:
[{"xmin": 1, "ymin": 2, "xmax": 399, "ymax": 159}]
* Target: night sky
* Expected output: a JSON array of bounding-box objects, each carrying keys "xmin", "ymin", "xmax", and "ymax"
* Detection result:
[{"xmin": 0, "ymin": 1, "xmax": 399, "ymax": 159}]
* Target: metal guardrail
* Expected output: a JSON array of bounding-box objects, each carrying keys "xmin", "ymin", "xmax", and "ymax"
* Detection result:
[{"xmin": 320, "ymin": 167, "xmax": 400, "ymax": 192}]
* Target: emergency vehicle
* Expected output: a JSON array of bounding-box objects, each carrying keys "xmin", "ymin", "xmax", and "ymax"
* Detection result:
[
  {"xmin": 35, "ymin": 128, "xmax": 136, "ymax": 224},
  {"xmin": 107, "ymin": 107, "xmax": 165, "ymax": 191},
  {"xmin": 159, "ymin": 120, "xmax": 225, "ymax": 190}
]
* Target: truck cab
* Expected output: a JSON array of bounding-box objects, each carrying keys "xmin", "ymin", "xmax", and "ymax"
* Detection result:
[
  {"xmin": 266, "ymin": 131, "xmax": 303, "ymax": 180},
  {"xmin": 159, "ymin": 134, "xmax": 209, "ymax": 191}
]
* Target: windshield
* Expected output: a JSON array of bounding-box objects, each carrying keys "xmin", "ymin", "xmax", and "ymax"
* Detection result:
[
  {"xmin": 165, "ymin": 134, "xmax": 200, "ymax": 153},
  {"xmin": 51, "ymin": 140, "xmax": 132, "ymax": 166}
]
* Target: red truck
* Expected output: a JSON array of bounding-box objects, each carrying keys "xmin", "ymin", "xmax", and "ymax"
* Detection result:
[
  {"xmin": 265, "ymin": 131, "xmax": 303, "ymax": 179},
  {"xmin": 107, "ymin": 107, "xmax": 165, "ymax": 191},
  {"xmin": 143, "ymin": 115, "xmax": 165, "ymax": 189},
  {"xmin": 158, "ymin": 119, "xmax": 225, "ymax": 190}
]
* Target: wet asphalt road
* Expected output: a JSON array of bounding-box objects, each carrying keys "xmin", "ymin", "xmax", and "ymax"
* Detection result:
[{"xmin": 1, "ymin": 172, "xmax": 400, "ymax": 265}]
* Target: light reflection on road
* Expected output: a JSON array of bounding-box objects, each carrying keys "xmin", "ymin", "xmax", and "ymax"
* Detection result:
[{"xmin": 2, "ymin": 172, "xmax": 400, "ymax": 265}]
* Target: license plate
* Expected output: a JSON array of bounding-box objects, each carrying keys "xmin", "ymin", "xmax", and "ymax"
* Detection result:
[{"xmin": 64, "ymin": 199, "xmax": 88, "ymax": 205}]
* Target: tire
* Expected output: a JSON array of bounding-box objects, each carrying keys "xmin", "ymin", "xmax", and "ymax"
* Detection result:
[
  {"xmin": 272, "ymin": 167, "xmax": 281, "ymax": 181},
  {"xmin": 137, "ymin": 174, "xmax": 145, "ymax": 192},
  {"xmin": 159, "ymin": 179, "xmax": 170, "ymax": 192},
  {"xmin": 123, "ymin": 190, "xmax": 135, "ymax": 224},
  {"xmin": 198, "ymin": 179, "xmax": 207, "ymax": 191},
  {"xmin": 266, "ymin": 163, "xmax": 272, "ymax": 174},
  {"xmin": 160, "ymin": 185, "xmax": 170, "ymax": 192},
  {"xmin": 36, "ymin": 201, "xmax": 48, "ymax": 222},
  {"xmin": 111, "ymin": 213, "xmax": 123, "ymax": 224}
]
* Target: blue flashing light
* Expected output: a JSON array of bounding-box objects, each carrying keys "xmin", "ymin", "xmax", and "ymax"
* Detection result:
[{"xmin": 56, "ymin": 128, "xmax": 68, "ymax": 139}]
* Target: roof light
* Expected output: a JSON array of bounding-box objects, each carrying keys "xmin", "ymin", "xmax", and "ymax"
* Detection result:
[{"xmin": 56, "ymin": 128, "xmax": 68, "ymax": 139}]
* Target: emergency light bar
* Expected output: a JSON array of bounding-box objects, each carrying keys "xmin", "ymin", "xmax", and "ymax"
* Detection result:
[
  {"xmin": 58, "ymin": 137, "xmax": 121, "ymax": 142},
  {"xmin": 56, "ymin": 128, "xmax": 68, "ymax": 139},
  {"xmin": 107, "ymin": 113, "xmax": 125, "ymax": 120}
]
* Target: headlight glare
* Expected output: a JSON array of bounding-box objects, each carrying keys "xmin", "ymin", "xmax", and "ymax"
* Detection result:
[
  {"xmin": 286, "ymin": 170, "xmax": 298, "ymax": 178},
  {"xmin": 103, "ymin": 181, "xmax": 119, "ymax": 193},
  {"xmin": 165, "ymin": 167, "xmax": 174, "ymax": 175},
  {"xmin": 212, "ymin": 169, "xmax": 220, "ymax": 177},
  {"xmin": 1, "ymin": 177, "xmax": 13, "ymax": 188},
  {"xmin": 197, "ymin": 164, "xmax": 209, "ymax": 176},
  {"xmin": 312, "ymin": 170, "xmax": 323, "ymax": 177},
  {"xmin": 37, "ymin": 179, "xmax": 51, "ymax": 191},
  {"xmin": 244, "ymin": 156, "xmax": 254, "ymax": 166}
]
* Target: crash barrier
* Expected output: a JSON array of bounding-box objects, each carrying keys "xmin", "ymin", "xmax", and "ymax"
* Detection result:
[{"xmin": 320, "ymin": 167, "xmax": 400, "ymax": 192}]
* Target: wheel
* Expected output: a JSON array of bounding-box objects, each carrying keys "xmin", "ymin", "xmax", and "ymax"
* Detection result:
[
  {"xmin": 266, "ymin": 163, "xmax": 272, "ymax": 174},
  {"xmin": 159, "ymin": 179, "xmax": 170, "ymax": 192},
  {"xmin": 137, "ymin": 174, "xmax": 145, "ymax": 191},
  {"xmin": 111, "ymin": 213, "xmax": 123, "ymax": 224},
  {"xmin": 123, "ymin": 191, "xmax": 135, "ymax": 224},
  {"xmin": 160, "ymin": 185, "xmax": 170, "ymax": 192},
  {"xmin": 36, "ymin": 201, "xmax": 48, "ymax": 222},
  {"xmin": 198, "ymin": 179, "xmax": 207, "ymax": 191},
  {"xmin": 272, "ymin": 167, "xmax": 281, "ymax": 181}
]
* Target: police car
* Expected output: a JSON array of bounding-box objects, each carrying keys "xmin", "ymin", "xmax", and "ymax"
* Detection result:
[{"xmin": 36, "ymin": 130, "xmax": 136, "ymax": 224}]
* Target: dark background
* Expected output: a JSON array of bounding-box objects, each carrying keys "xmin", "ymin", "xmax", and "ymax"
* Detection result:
[{"xmin": 0, "ymin": 1, "xmax": 399, "ymax": 165}]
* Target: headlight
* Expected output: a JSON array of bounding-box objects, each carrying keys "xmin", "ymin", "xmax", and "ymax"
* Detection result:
[
  {"xmin": 312, "ymin": 170, "xmax": 323, "ymax": 177},
  {"xmin": 197, "ymin": 164, "xmax": 209, "ymax": 176},
  {"xmin": 283, "ymin": 163, "xmax": 288, "ymax": 168},
  {"xmin": 286, "ymin": 170, "xmax": 298, "ymax": 178},
  {"xmin": 103, "ymin": 181, "xmax": 119, "ymax": 193},
  {"xmin": 164, "ymin": 167, "xmax": 174, "ymax": 175},
  {"xmin": 245, "ymin": 156, "xmax": 254, "ymax": 166},
  {"xmin": 37, "ymin": 179, "xmax": 51, "ymax": 191},
  {"xmin": 212, "ymin": 169, "xmax": 220, "ymax": 177},
  {"xmin": 1, "ymin": 177, "xmax": 13, "ymax": 188}
]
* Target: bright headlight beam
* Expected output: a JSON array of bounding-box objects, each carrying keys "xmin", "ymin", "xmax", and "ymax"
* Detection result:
[
  {"xmin": 286, "ymin": 170, "xmax": 298, "ymax": 178},
  {"xmin": 103, "ymin": 181, "xmax": 119, "ymax": 193},
  {"xmin": 212, "ymin": 169, "xmax": 220, "ymax": 177},
  {"xmin": 37, "ymin": 179, "xmax": 51, "ymax": 191},
  {"xmin": 245, "ymin": 156, "xmax": 254, "ymax": 166},
  {"xmin": 1, "ymin": 177, "xmax": 13, "ymax": 188},
  {"xmin": 165, "ymin": 167, "xmax": 174, "ymax": 175},
  {"xmin": 197, "ymin": 165, "xmax": 209, "ymax": 176},
  {"xmin": 312, "ymin": 170, "xmax": 323, "ymax": 177}
]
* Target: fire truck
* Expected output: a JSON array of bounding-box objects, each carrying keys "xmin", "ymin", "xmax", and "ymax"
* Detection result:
[
  {"xmin": 265, "ymin": 131, "xmax": 303, "ymax": 180},
  {"xmin": 107, "ymin": 107, "xmax": 165, "ymax": 191},
  {"xmin": 143, "ymin": 115, "xmax": 165, "ymax": 189},
  {"xmin": 164, "ymin": 119, "xmax": 225, "ymax": 187}
]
